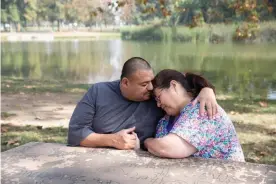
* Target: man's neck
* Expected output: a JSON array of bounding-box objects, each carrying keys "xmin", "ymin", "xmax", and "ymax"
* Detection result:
[{"xmin": 119, "ymin": 82, "xmax": 132, "ymax": 101}]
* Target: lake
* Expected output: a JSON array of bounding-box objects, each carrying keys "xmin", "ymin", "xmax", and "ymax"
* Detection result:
[{"xmin": 1, "ymin": 40, "xmax": 276, "ymax": 99}]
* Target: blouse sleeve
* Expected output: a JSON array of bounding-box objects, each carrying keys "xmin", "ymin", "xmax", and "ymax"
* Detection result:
[
  {"xmin": 155, "ymin": 115, "xmax": 169, "ymax": 138},
  {"xmin": 170, "ymin": 105, "xmax": 213, "ymax": 151}
]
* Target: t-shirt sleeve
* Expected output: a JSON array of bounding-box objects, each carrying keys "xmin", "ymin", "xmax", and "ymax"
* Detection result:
[
  {"xmin": 170, "ymin": 106, "xmax": 211, "ymax": 151},
  {"xmin": 67, "ymin": 85, "xmax": 97, "ymax": 146}
]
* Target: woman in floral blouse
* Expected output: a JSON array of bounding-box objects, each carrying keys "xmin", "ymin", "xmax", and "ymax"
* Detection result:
[{"xmin": 144, "ymin": 69, "xmax": 245, "ymax": 162}]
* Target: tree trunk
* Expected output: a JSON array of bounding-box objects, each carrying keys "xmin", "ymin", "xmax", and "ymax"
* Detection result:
[
  {"xmin": 201, "ymin": 7, "xmax": 208, "ymax": 23},
  {"xmin": 58, "ymin": 20, "xmax": 61, "ymax": 32}
]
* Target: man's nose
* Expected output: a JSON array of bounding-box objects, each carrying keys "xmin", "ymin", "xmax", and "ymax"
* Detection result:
[{"xmin": 147, "ymin": 82, "xmax": 153, "ymax": 91}]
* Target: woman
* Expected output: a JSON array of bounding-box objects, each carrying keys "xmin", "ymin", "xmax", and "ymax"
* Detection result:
[{"xmin": 144, "ymin": 69, "xmax": 245, "ymax": 162}]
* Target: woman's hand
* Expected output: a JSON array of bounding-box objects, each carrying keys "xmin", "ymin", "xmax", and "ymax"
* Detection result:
[{"xmin": 192, "ymin": 87, "xmax": 218, "ymax": 119}]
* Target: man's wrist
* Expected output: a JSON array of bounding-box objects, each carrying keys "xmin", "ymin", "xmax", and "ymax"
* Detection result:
[{"xmin": 106, "ymin": 134, "xmax": 118, "ymax": 148}]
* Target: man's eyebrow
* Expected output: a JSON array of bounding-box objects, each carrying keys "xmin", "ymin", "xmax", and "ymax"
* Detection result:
[{"xmin": 139, "ymin": 81, "xmax": 151, "ymax": 84}]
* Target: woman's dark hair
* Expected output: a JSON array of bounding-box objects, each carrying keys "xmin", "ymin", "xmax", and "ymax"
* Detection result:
[{"xmin": 152, "ymin": 69, "xmax": 215, "ymax": 97}]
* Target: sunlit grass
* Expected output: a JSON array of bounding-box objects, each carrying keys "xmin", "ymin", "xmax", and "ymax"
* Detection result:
[
  {"xmin": 1, "ymin": 76, "xmax": 90, "ymax": 94},
  {"xmin": 1, "ymin": 124, "xmax": 67, "ymax": 152}
]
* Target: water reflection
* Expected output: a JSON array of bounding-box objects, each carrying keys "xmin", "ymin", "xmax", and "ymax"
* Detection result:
[{"xmin": 1, "ymin": 41, "xmax": 276, "ymax": 99}]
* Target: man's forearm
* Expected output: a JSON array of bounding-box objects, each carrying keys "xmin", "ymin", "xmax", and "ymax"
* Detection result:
[{"xmin": 80, "ymin": 133, "xmax": 117, "ymax": 148}]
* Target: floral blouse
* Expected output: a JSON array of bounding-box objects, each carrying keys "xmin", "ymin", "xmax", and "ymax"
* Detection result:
[{"xmin": 155, "ymin": 102, "xmax": 245, "ymax": 162}]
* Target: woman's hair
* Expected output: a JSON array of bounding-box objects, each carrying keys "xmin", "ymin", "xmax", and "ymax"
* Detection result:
[{"xmin": 152, "ymin": 69, "xmax": 215, "ymax": 97}]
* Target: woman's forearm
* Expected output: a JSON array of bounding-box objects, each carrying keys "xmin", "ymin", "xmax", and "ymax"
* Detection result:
[
  {"xmin": 145, "ymin": 138, "xmax": 170, "ymax": 157},
  {"xmin": 144, "ymin": 134, "xmax": 197, "ymax": 158}
]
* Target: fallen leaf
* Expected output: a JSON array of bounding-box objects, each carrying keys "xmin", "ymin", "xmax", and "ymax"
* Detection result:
[
  {"xmin": 1, "ymin": 127, "xmax": 8, "ymax": 133},
  {"xmin": 7, "ymin": 139, "xmax": 20, "ymax": 146},
  {"xmin": 230, "ymin": 111, "xmax": 236, "ymax": 115},
  {"xmin": 24, "ymin": 85, "xmax": 34, "ymax": 89},
  {"xmin": 259, "ymin": 101, "xmax": 268, "ymax": 107},
  {"xmin": 254, "ymin": 157, "xmax": 260, "ymax": 161},
  {"xmin": 53, "ymin": 107, "xmax": 64, "ymax": 111},
  {"xmin": 268, "ymin": 130, "xmax": 276, "ymax": 135},
  {"xmin": 260, "ymin": 151, "xmax": 269, "ymax": 156},
  {"xmin": 35, "ymin": 116, "xmax": 43, "ymax": 120},
  {"xmin": 36, "ymin": 126, "xmax": 43, "ymax": 130}
]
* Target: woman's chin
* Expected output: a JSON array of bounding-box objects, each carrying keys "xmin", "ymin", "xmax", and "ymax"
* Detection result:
[
  {"xmin": 165, "ymin": 110, "xmax": 173, "ymax": 116},
  {"xmin": 165, "ymin": 110, "xmax": 178, "ymax": 116}
]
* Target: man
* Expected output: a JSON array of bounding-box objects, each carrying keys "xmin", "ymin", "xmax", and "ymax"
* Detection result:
[{"xmin": 67, "ymin": 57, "xmax": 217, "ymax": 150}]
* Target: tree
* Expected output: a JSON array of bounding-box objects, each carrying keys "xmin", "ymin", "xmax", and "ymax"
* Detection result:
[
  {"xmin": 24, "ymin": 0, "xmax": 37, "ymax": 26},
  {"xmin": 48, "ymin": 1, "xmax": 65, "ymax": 31},
  {"xmin": 8, "ymin": 1, "xmax": 21, "ymax": 31}
]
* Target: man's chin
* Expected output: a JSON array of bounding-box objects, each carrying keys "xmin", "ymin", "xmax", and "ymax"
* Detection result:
[{"xmin": 142, "ymin": 95, "xmax": 151, "ymax": 101}]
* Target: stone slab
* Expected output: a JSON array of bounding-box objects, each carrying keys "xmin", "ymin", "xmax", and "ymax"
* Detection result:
[{"xmin": 1, "ymin": 142, "xmax": 276, "ymax": 184}]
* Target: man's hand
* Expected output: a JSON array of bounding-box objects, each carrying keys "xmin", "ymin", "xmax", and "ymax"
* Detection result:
[
  {"xmin": 192, "ymin": 87, "xmax": 218, "ymax": 119},
  {"xmin": 112, "ymin": 127, "xmax": 137, "ymax": 150},
  {"xmin": 133, "ymin": 132, "xmax": 140, "ymax": 150}
]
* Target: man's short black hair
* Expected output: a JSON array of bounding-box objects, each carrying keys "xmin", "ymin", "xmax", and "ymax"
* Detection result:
[{"xmin": 120, "ymin": 57, "xmax": 152, "ymax": 80}]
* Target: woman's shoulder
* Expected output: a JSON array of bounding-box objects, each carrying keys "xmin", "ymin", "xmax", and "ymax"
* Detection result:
[{"xmin": 180, "ymin": 102, "xmax": 201, "ymax": 117}]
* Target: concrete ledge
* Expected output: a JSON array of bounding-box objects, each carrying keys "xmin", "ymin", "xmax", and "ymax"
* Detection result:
[{"xmin": 2, "ymin": 142, "xmax": 276, "ymax": 184}]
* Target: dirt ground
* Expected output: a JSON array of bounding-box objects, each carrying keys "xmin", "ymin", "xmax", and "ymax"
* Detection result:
[
  {"xmin": 1, "ymin": 92, "xmax": 84, "ymax": 128},
  {"xmin": 2, "ymin": 92, "xmax": 276, "ymax": 129}
]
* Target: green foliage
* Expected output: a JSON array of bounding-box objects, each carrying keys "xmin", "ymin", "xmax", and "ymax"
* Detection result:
[
  {"xmin": 0, "ymin": 0, "xmax": 276, "ymax": 32},
  {"xmin": 1, "ymin": 9, "xmax": 8, "ymax": 23},
  {"xmin": 24, "ymin": 0, "xmax": 37, "ymax": 23},
  {"xmin": 121, "ymin": 22, "xmax": 276, "ymax": 43},
  {"xmin": 8, "ymin": 2, "xmax": 20, "ymax": 23}
]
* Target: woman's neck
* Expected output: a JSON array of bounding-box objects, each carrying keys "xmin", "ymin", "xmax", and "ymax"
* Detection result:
[{"xmin": 178, "ymin": 95, "xmax": 193, "ymax": 112}]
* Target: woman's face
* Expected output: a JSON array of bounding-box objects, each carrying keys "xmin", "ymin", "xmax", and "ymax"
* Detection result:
[{"xmin": 154, "ymin": 86, "xmax": 181, "ymax": 116}]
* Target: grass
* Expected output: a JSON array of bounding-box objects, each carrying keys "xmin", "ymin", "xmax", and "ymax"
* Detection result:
[
  {"xmin": 1, "ymin": 76, "xmax": 90, "ymax": 94},
  {"xmin": 1, "ymin": 112, "xmax": 17, "ymax": 119},
  {"xmin": 1, "ymin": 124, "xmax": 67, "ymax": 152},
  {"xmin": 0, "ymin": 31, "xmax": 121, "ymax": 42},
  {"xmin": 218, "ymin": 98, "xmax": 276, "ymax": 114}
]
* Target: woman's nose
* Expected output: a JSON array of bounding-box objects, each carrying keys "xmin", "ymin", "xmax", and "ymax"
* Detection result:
[{"xmin": 157, "ymin": 101, "xmax": 161, "ymax": 107}]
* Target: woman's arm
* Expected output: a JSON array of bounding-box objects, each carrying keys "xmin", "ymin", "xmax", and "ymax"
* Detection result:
[{"xmin": 144, "ymin": 134, "xmax": 197, "ymax": 158}]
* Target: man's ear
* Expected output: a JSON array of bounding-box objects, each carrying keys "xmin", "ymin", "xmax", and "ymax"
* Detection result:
[{"xmin": 121, "ymin": 77, "xmax": 129, "ymax": 87}]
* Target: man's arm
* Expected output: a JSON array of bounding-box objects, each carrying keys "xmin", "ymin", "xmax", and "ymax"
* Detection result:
[
  {"xmin": 67, "ymin": 85, "xmax": 137, "ymax": 149},
  {"xmin": 144, "ymin": 134, "xmax": 197, "ymax": 158},
  {"xmin": 193, "ymin": 87, "xmax": 217, "ymax": 119},
  {"xmin": 80, "ymin": 127, "xmax": 137, "ymax": 150}
]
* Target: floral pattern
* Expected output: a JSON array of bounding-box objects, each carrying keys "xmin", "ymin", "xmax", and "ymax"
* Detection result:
[{"xmin": 155, "ymin": 102, "xmax": 245, "ymax": 162}]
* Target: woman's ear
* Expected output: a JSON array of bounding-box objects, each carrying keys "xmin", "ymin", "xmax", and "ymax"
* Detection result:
[{"xmin": 170, "ymin": 80, "xmax": 178, "ymax": 92}]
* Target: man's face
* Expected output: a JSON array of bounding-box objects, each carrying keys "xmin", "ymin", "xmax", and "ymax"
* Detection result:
[{"xmin": 126, "ymin": 69, "xmax": 154, "ymax": 101}]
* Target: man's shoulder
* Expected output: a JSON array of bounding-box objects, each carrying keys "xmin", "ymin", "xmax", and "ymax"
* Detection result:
[
  {"xmin": 92, "ymin": 80, "xmax": 119, "ymax": 88},
  {"xmin": 89, "ymin": 80, "xmax": 120, "ymax": 92}
]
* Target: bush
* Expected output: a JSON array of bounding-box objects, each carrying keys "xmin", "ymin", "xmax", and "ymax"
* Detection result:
[{"xmin": 121, "ymin": 22, "xmax": 276, "ymax": 44}]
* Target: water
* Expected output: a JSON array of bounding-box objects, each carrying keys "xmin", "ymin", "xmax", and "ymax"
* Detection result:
[{"xmin": 1, "ymin": 40, "xmax": 276, "ymax": 99}]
